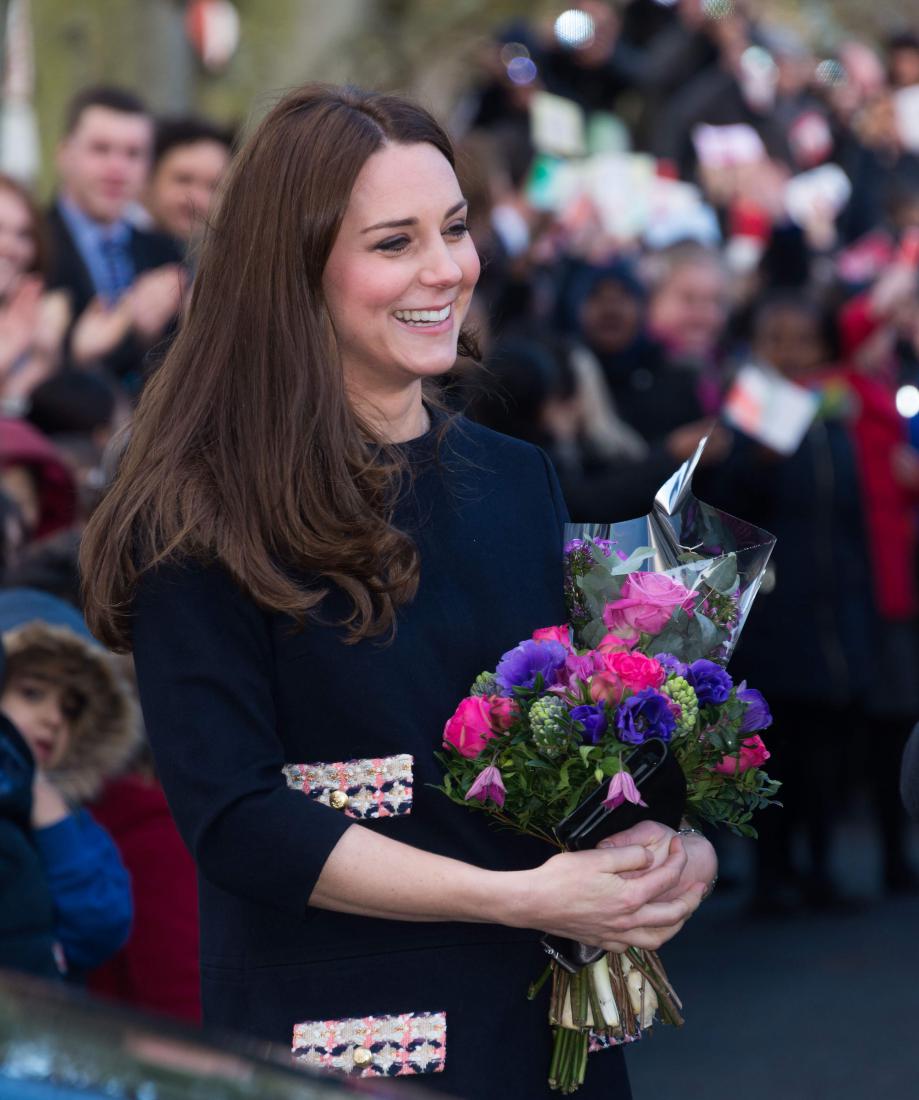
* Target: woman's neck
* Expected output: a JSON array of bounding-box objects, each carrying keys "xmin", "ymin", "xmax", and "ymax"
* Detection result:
[{"xmin": 348, "ymin": 383, "xmax": 430, "ymax": 444}]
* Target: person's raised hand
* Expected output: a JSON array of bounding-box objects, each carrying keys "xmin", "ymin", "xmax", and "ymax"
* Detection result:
[
  {"xmin": 0, "ymin": 275, "xmax": 43, "ymax": 374},
  {"xmin": 127, "ymin": 264, "xmax": 185, "ymax": 342},
  {"xmin": 72, "ymin": 295, "xmax": 133, "ymax": 365},
  {"xmin": 31, "ymin": 771, "xmax": 69, "ymax": 829},
  {"xmin": 665, "ymin": 419, "xmax": 731, "ymax": 465}
]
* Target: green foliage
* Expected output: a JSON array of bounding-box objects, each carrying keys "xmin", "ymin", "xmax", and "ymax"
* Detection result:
[
  {"xmin": 436, "ymin": 678, "xmax": 780, "ymax": 845},
  {"xmin": 650, "ymin": 607, "xmax": 730, "ymax": 663}
]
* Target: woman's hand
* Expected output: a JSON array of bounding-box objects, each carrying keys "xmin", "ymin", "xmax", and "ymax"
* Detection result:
[
  {"xmin": 0, "ymin": 275, "xmax": 43, "ymax": 375},
  {"xmin": 501, "ymin": 838, "xmax": 702, "ymax": 953},
  {"xmin": 598, "ymin": 820, "xmax": 717, "ymax": 905}
]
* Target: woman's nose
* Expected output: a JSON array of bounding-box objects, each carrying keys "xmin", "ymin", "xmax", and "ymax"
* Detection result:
[{"xmin": 418, "ymin": 240, "xmax": 463, "ymax": 288}]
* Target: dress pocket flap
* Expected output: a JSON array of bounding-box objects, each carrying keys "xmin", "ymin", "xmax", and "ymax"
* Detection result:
[
  {"xmin": 292, "ymin": 1009, "xmax": 446, "ymax": 1077},
  {"xmin": 283, "ymin": 754, "xmax": 413, "ymax": 819}
]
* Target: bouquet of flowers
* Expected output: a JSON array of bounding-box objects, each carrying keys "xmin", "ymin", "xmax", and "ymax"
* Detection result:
[{"xmin": 437, "ymin": 441, "xmax": 779, "ymax": 1093}]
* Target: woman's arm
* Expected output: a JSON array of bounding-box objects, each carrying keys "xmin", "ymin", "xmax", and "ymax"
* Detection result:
[
  {"xmin": 310, "ymin": 823, "xmax": 704, "ymax": 952},
  {"xmin": 132, "ymin": 559, "xmax": 703, "ymax": 952}
]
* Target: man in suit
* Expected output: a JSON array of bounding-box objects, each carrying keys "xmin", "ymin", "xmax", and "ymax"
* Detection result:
[{"xmin": 47, "ymin": 86, "xmax": 184, "ymax": 394}]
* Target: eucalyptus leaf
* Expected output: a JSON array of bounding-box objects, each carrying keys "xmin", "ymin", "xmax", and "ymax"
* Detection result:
[
  {"xmin": 609, "ymin": 545, "xmax": 655, "ymax": 575},
  {"xmin": 581, "ymin": 618, "xmax": 608, "ymax": 650},
  {"xmin": 700, "ymin": 554, "xmax": 738, "ymax": 595}
]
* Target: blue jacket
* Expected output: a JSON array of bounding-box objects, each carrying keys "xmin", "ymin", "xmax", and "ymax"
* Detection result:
[{"xmin": 36, "ymin": 808, "xmax": 132, "ymax": 974}]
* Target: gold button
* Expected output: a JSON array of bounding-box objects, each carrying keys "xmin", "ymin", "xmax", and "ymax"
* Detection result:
[
  {"xmin": 353, "ymin": 1046, "xmax": 372, "ymax": 1068},
  {"xmin": 329, "ymin": 790, "xmax": 349, "ymax": 811}
]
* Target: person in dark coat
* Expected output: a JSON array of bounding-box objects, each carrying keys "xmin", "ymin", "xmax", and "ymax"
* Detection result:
[
  {"xmin": 46, "ymin": 86, "xmax": 184, "ymax": 393},
  {"xmin": 711, "ymin": 295, "xmax": 919, "ymax": 910},
  {"xmin": 80, "ymin": 84, "xmax": 716, "ymax": 1099}
]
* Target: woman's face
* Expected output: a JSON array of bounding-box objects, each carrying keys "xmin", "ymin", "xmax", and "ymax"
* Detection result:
[
  {"xmin": 0, "ymin": 187, "xmax": 37, "ymax": 300},
  {"xmin": 323, "ymin": 141, "xmax": 480, "ymax": 400}
]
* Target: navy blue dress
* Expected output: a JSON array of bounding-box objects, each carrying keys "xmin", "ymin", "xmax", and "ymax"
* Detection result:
[{"xmin": 131, "ymin": 416, "xmax": 631, "ymax": 1098}]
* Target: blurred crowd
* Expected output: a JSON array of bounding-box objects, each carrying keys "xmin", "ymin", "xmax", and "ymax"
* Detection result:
[{"xmin": 1, "ymin": 0, "xmax": 919, "ymax": 1027}]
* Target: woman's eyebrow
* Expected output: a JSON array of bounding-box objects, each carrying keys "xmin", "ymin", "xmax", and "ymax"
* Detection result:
[{"xmin": 360, "ymin": 198, "xmax": 468, "ymax": 234}]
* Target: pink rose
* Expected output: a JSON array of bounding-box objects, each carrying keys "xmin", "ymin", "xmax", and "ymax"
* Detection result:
[
  {"xmin": 602, "ymin": 573, "xmax": 696, "ymax": 637},
  {"xmin": 714, "ymin": 735, "xmax": 771, "ymax": 775},
  {"xmin": 487, "ymin": 695, "xmax": 519, "ymax": 731},
  {"xmin": 589, "ymin": 670, "xmax": 625, "ymax": 705},
  {"xmin": 443, "ymin": 696, "xmax": 518, "ymax": 758},
  {"xmin": 532, "ymin": 625, "xmax": 573, "ymax": 650},
  {"xmin": 603, "ymin": 651, "xmax": 666, "ymax": 694}
]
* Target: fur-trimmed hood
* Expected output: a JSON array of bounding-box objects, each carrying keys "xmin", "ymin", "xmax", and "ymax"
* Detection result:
[{"xmin": 0, "ymin": 590, "xmax": 140, "ymax": 805}]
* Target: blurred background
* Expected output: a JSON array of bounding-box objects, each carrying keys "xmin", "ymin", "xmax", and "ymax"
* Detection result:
[{"xmin": 2, "ymin": 0, "xmax": 919, "ymax": 1097}]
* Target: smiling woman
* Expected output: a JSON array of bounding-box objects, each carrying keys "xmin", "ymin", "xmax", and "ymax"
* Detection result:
[
  {"xmin": 322, "ymin": 141, "xmax": 480, "ymax": 439},
  {"xmin": 79, "ymin": 84, "xmax": 708, "ymax": 1099}
]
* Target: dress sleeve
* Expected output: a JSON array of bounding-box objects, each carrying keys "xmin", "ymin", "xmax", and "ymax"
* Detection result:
[{"xmin": 131, "ymin": 559, "xmax": 353, "ymax": 916}]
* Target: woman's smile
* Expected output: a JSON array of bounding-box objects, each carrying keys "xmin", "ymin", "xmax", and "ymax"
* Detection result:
[{"xmin": 392, "ymin": 302, "xmax": 454, "ymax": 332}]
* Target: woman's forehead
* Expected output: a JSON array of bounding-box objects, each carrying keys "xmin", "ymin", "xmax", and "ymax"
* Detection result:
[{"xmin": 344, "ymin": 142, "xmax": 462, "ymax": 224}]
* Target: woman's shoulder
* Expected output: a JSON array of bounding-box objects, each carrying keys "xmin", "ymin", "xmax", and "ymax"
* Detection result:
[
  {"xmin": 441, "ymin": 416, "xmax": 568, "ymax": 526},
  {"xmin": 131, "ymin": 553, "xmax": 265, "ymax": 633},
  {"xmin": 446, "ymin": 415, "xmax": 553, "ymax": 476}
]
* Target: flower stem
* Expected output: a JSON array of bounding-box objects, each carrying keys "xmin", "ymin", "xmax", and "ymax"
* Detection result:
[{"xmin": 528, "ymin": 963, "xmax": 553, "ymax": 1001}]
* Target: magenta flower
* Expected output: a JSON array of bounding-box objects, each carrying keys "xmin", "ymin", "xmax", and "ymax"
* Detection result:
[
  {"xmin": 464, "ymin": 765, "xmax": 507, "ymax": 808},
  {"xmin": 601, "ymin": 770, "xmax": 647, "ymax": 811}
]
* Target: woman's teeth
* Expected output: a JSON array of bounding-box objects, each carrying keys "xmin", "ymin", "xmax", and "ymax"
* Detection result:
[{"xmin": 393, "ymin": 305, "xmax": 451, "ymax": 325}]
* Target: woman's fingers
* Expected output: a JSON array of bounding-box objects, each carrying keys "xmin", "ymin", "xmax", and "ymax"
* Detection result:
[
  {"xmin": 589, "ymin": 843, "xmax": 654, "ymax": 875},
  {"xmin": 614, "ymin": 836, "xmax": 687, "ymax": 908},
  {"xmin": 596, "ymin": 819, "xmax": 674, "ymax": 851},
  {"xmin": 604, "ymin": 884, "xmax": 707, "ymax": 950}
]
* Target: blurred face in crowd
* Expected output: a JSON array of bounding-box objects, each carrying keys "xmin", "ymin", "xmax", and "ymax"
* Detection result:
[
  {"xmin": 1, "ymin": 670, "xmax": 82, "ymax": 768},
  {"xmin": 57, "ymin": 106, "xmax": 153, "ymax": 224},
  {"xmin": 579, "ymin": 279, "xmax": 643, "ymax": 356},
  {"xmin": 323, "ymin": 141, "xmax": 480, "ymax": 399},
  {"xmin": 648, "ymin": 259, "xmax": 728, "ymax": 357},
  {"xmin": 0, "ymin": 185, "xmax": 38, "ymax": 300},
  {"xmin": 0, "ymin": 465, "xmax": 40, "ymax": 535},
  {"xmin": 889, "ymin": 46, "xmax": 919, "ymax": 90},
  {"xmin": 753, "ymin": 304, "xmax": 826, "ymax": 380},
  {"xmin": 147, "ymin": 139, "xmax": 231, "ymax": 243}
]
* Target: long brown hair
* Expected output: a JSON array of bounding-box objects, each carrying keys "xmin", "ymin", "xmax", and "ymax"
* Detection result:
[
  {"xmin": 80, "ymin": 84, "xmax": 474, "ymax": 652},
  {"xmin": 0, "ymin": 173, "xmax": 49, "ymax": 278}
]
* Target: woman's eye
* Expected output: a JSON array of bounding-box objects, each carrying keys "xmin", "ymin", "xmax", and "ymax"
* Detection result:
[
  {"xmin": 445, "ymin": 221, "xmax": 468, "ymax": 239},
  {"xmin": 375, "ymin": 236, "xmax": 410, "ymax": 254}
]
